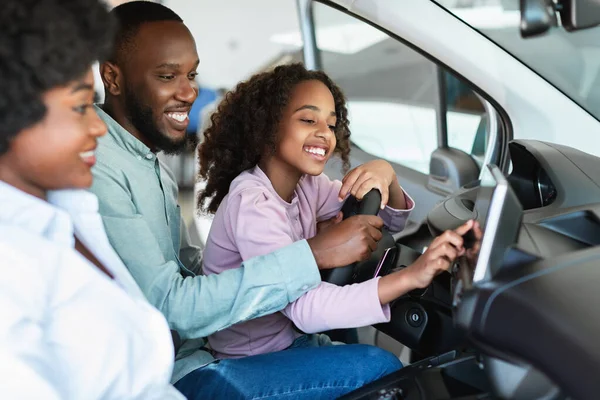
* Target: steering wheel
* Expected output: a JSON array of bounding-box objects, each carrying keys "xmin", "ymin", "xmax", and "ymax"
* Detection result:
[{"xmin": 320, "ymin": 189, "xmax": 398, "ymax": 286}]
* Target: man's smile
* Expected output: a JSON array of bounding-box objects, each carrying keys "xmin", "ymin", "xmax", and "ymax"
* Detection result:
[{"xmin": 164, "ymin": 110, "xmax": 190, "ymax": 131}]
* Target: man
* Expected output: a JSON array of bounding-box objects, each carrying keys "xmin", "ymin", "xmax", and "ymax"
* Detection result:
[{"xmin": 91, "ymin": 2, "xmax": 401, "ymax": 398}]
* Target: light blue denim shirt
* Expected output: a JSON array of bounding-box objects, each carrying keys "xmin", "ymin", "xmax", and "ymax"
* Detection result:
[{"xmin": 89, "ymin": 106, "xmax": 321, "ymax": 383}]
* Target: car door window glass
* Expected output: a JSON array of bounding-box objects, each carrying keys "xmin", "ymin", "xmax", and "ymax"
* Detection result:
[
  {"xmin": 313, "ymin": 2, "xmax": 488, "ymax": 174},
  {"xmin": 445, "ymin": 72, "xmax": 487, "ymax": 156}
]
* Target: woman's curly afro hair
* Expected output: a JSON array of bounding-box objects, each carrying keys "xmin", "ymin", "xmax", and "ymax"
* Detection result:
[
  {"xmin": 0, "ymin": 0, "xmax": 114, "ymax": 156},
  {"xmin": 197, "ymin": 63, "xmax": 351, "ymax": 214}
]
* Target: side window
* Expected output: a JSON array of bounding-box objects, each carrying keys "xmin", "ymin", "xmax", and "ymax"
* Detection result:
[
  {"xmin": 445, "ymin": 72, "xmax": 487, "ymax": 157},
  {"xmin": 312, "ymin": 2, "xmax": 487, "ymax": 174}
]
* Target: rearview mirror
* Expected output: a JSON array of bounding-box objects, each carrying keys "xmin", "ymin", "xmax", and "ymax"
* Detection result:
[
  {"xmin": 559, "ymin": 0, "xmax": 600, "ymax": 31},
  {"xmin": 520, "ymin": 0, "xmax": 600, "ymax": 38}
]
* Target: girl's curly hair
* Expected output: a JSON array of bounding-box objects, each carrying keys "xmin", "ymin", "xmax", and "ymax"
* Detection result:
[{"xmin": 197, "ymin": 63, "xmax": 351, "ymax": 214}]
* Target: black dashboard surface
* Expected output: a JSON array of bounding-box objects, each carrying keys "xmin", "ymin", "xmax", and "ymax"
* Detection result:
[
  {"xmin": 459, "ymin": 140, "xmax": 600, "ymax": 400},
  {"xmin": 342, "ymin": 139, "xmax": 600, "ymax": 400}
]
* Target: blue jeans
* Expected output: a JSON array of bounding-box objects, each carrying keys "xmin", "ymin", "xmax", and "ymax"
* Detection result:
[
  {"xmin": 289, "ymin": 333, "xmax": 337, "ymax": 348},
  {"xmin": 174, "ymin": 343, "xmax": 402, "ymax": 399}
]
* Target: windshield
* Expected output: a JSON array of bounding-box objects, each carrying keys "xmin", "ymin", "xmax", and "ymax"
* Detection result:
[{"xmin": 435, "ymin": 0, "xmax": 600, "ymax": 121}]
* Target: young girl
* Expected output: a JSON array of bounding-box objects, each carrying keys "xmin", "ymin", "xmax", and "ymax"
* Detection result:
[{"xmin": 197, "ymin": 63, "xmax": 473, "ymax": 359}]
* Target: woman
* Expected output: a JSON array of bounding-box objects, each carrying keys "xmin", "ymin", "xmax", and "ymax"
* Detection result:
[{"xmin": 0, "ymin": 0, "xmax": 183, "ymax": 398}]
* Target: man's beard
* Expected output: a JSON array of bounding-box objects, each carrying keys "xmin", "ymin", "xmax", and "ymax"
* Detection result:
[{"xmin": 123, "ymin": 87, "xmax": 196, "ymax": 155}]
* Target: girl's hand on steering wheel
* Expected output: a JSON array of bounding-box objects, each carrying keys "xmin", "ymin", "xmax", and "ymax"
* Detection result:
[{"xmin": 339, "ymin": 160, "xmax": 403, "ymax": 209}]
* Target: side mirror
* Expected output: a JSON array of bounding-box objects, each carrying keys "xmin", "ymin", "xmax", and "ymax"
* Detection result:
[{"xmin": 428, "ymin": 148, "xmax": 480, "ymax": 194}]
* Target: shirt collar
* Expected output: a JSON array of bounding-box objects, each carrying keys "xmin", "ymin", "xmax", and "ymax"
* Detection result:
[
  {"xmin": 251, "ymin": 165, "xmax": 299, "ymax": 207},
  {"xmin": 94, "ymin": 105, "xmax": 157, "ymax": 161},
  {"xmin": 0, "ymin": 180, "xmax": 98, "ymax": 245}
]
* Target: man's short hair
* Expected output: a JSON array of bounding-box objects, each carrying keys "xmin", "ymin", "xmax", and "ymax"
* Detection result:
[
  {"xmin": 107, "ymin": 1, "xmax": 184, "ymax": 64},
  {"xmin": 0, "ymin": 0, "xmax": 114, "ymax": 156}
]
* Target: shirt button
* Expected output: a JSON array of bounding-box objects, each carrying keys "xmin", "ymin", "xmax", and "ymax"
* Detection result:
[
  {"xmin": 301, "ymin": 285, "xmax": 309, "ymax": 290},
  {"xmin": 146, "ymin": 154, "xmax": 153, "ymax": 160},
  {"xmin": 136, "ymin": 155, "xmax": 142, "ymax": 161}
]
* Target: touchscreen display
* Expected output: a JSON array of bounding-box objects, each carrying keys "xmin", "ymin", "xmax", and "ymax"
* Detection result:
[{"xmin": 469, "ymin": 164, "xmax": 523, "ymax": 283}]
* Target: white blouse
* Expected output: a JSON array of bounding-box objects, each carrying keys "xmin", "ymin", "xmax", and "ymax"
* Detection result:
[{"xmin": 0, "ymin": 181, "xmax": 184, "ymax": 399}]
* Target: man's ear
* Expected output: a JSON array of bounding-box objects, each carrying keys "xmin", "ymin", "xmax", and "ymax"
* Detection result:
[{"xmin": 100, "ymin": 61, "xmax": 123, "ymax": 96}]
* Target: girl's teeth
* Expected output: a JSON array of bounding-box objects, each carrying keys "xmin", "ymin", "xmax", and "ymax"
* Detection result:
[
  {"xmin": 304, "ymin": 147, "xmax": 326, "ymax": 156},
  {"xmin": 79, "ymin": 151, "xmax": 94, "ymax": 158}
]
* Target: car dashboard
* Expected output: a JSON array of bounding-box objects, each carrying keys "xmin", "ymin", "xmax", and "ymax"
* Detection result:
[{"xmin": 340, "ymin": 139, "xmax": 600, "ymax": 400}]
